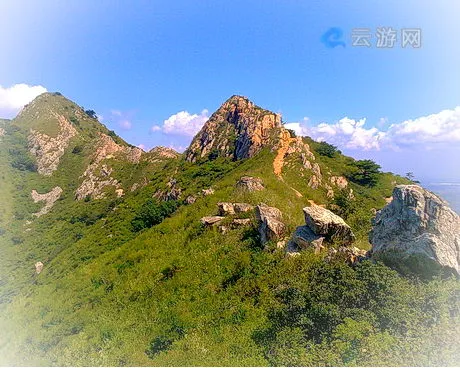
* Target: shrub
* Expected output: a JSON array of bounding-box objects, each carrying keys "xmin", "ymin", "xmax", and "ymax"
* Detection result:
[
  {"xmin": 72, "ymin": 145, "xmax": 83, "ymax": 154},
  {"xmin": 316, "ymin": 141, "xmax": 341, "ymax": 158},
  {"xmin": 131, "ymin": 200, "xmax": 179, "ymax": 232}
]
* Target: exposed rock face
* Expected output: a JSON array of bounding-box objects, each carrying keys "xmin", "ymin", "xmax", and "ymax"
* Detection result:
[
  {"xmin": 307, "ymin": 163, "xmax": 323, "ymax": 189},
  {"xmin": 75, "ymin": 133, "xmax": 142, "ymax": 200},
  {"xmin": 28, "ymin": 113, "xmax": 78, "ymax": 176},
  {"xmin": 217, "ymin": 202, "xmax": 254, "ymax": 216},
  {"xmin": 35, "ymin": 261, "xmax": 44, "ymax": 274},
  {"xmin": 370, "ymin": 185, "xmax": 460, "ymax": 275},
  {"xmin": 148, "ymin": 146, "xmax": 180, "ymax": 162},
  {"xmin": 200, "ymin": 216, "xmax": 225, "ymax": 226},
  {"xmin": 0, "ymin": 127, "xmax": 5, "ymax": 137},
  {"xmin": 289, "ymin": 226, "xmax": 325, "ymax": 253},
  {"xmin": 330, "ymin": 176, "xmax": 348, "ymax": 189},
  {"xmin": 255, "ymin": 204, "xmax": 286, "ymax": 245},
  {"xmin": 31, "ymin": 186, "xmax": 63, "ymax": 217},
  {"xmin": 303, "ymin": 205, "xmax": 355, "ymax": 245},
  {"xmin": 273, "ymin": 130, "xmax": 315, "ymax": 177},
  {"xmin": 236, "ymin": 176, "xmax": 264, "ymax": 192},
  {"xmin": 185, "ymin": 95, "xmax": 282, "ymax": 162}
]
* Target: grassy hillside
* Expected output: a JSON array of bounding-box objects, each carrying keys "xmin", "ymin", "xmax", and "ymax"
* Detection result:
[{"xmin": 0, "ymin": 95, "xmax": 458, "ymax": 366}]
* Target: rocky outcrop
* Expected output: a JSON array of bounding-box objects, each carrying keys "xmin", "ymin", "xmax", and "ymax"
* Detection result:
[
  {"xmin": 303, "ymin": 205, "xmax": 355, "ymax": 245},
  {"xmin": 307, "ymin": 163, "xmax": 323, "ymax": 189},
  {"xmin": 273, "ymin": 130, "xmax": 316, "ymax": 177},
  {"xmin": 330, "ymin": 176, "xmax": 348, "ymax": 189},
  {"xmin": 200, "ymin": 216, "xmax": 225, "ymax": 226},
  {"xmin": 255, "ymin": 204, "xmax": 286, "ymax": 245},
  {"xmin": 31, "ymin": 186, "xmax": 63, "ymax": 217},
  {"xmin": 232, "ymin": 218, "xmax": 252, "ymax": 227},
  {"xmin": 0, "ymin": 127, "xmax": 5, "ymax": 137},
  {"xmin": 236, "ymin": 176, "xmax": 264, "ymax": 192},
  {"xmin": 217, "ymin": 202, "xmax": 254, "ymax": 216},
  {"xmin": 326, "ymin": 246, "xmax": 368, "ymax": 265},
  {"xmin": 185, "ymin": 95, "xmax": 282, "ymax": 162},
  {"xmin": 75, "ymin": 133, "xmax": 142, "ymax": 200},
  {"xmin": 148, "ymin": 146, "xmax": 180, "ymax": 162},
  {"xmin": 370, "ymin": 185, "xmax": 460, "ymax": 276},
  {"xmin": 28, "ymin": 113, "xmax": 78, "ymax": 176},
  {"xmin": 289, "ymin": 226, "xmax": 325, "ymax": 253}
]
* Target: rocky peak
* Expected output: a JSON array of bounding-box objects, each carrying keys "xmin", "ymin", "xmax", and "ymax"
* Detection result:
[
  {"xmin": 185, "ymin": 95, "xmax": 282, "ymax": 162},
  {"xmin": 370, "ymin": 185, "xmax": 460, "ymax": 276}
]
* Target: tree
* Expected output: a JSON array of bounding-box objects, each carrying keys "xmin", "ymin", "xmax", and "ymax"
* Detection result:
[
  {"xmin": 405, "ymin": 172, "xmax": 420, "ymax": 183},
  {"xmin": 316, "ymin": 141, "xmax": 341, "ymax": 158},
  {"xmin": 347, "ymin": 159, "xmax": 381, "ymax": 187},
  {"xmin": 85, "ymin": 109, "xmax": 97, "ymax": 119}
]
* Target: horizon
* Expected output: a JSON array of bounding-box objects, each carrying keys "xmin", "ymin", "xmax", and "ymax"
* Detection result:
[{"xmin": 1, "ymin": 0, "xmax": 459, "ymax": 182}]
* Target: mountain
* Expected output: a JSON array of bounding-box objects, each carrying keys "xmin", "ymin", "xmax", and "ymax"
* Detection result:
[{"xmin": 0, "ymin": 93, "xmax": 458, "ymax": 366}]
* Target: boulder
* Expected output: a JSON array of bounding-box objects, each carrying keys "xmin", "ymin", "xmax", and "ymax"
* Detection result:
[
  {"xmin": 202, "ymin": 188, "xmax": 214, "ymax": 196},
  {"xmin": 234, "ymin": 203, "xmax": 254, "ymax": 213},
  {"xmin": 370, "ymin": 185, "xmax": 460, "ymax": 276},
  {"xmin": 35, "ymin": 261, "xmax": 44, "ymax": 274},
  {"xmin": 232, "ymin": 218, "xmax": 252, "ymax": 227},
  {"xmin": 290, "ymin": 225, "xmax": 325, "ymax": 253},
  {"xmin": 303, "ymin": 205, "xmax": 355, "ymax": 245},
  {"xmin": 236, "ymin": 176, "xmax": 264, "ymax": 192},
  {"xmin": 255, "ymin": 204, "xmax": 286, "ymax": 245},
  {"xmin": 217, "ymin": 202, "xmax": 236, "ymax": 215},
  {"xmin": 217, "ymin": 202, "xmax": 254, "ymax": 216},
  {"xmin": 185, "ymin": 195, "xmax": 197, "ymax": 204},
  {"xmin": 326, "ymin": 247, "xmax": 367, "ymax": 264},
  {"xmin": 200, "ymin": 216, "xmax": 224, "ymax": 226}
]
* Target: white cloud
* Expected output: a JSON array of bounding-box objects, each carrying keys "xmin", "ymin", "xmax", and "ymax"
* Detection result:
[
  {"xmin": 118, "ymin": 119, "xmax": 132, "ymax": 130},
  {"xmin": 289, "ymin": 106, "xmax": 460, "ymax": 151},
  {"xmin": 0, "ymin": 83, "xmax": 47, "ymax": 118},
  {"xmin": 137, "ymin": 144, "xmax": 147, "ymax": 151},
  {"xmin": 154, "ymin": 109, "xmax": 209, "ymax": 136}
]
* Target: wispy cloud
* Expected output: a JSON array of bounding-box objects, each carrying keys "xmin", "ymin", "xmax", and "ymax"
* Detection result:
[
  {"xmin": 151, "ymin": 109, "xmax": 209, "ymax": 137},
  {"xmin": 286, "ymin": 106, "xmax": 460, "ymax": 151},
  {"xmin": 107, "ymin": 110, "xmax": 133, "ymax": 130},
  {"xmin": 0, "ymin": 83, "xmax": 47, "ymax": 118}
]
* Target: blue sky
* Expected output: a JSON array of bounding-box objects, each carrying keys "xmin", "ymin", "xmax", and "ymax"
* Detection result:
[{"xmin": 1, "ymin": 0, "xmax": 459, "ymax": 182}]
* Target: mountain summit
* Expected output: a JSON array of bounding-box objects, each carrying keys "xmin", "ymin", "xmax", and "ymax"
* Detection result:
[{"xmin": 185, "ymin": 95, "xmax": 282, "ymax": 162}]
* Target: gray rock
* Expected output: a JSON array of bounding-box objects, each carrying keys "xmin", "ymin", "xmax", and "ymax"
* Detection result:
[
  {"xmin": 217, "ymin": 202, "xmax": 236, "ymax": 215},
  {"xmin": 236, "ymin": 176, "xmax": 264, "ymax": 192},
  {"xmin": 200, "ymin": 216, "xmax": 225, "ymax": 226},
  {"xmin": 303, "ymin": 205, "xmax": 355, "ymax": 245},
  {"xmin": 217, "ymin": 202, "xmax": 254, "ymax": 216},
  {"xmin": 255, "ymin": 204, "xmax": 286, "ymax": 245},
  {"xmin": 291, "ymin": 225, "xmax": 325, "ymax": 252},
  {"xmin": 185, "ymin": 195, "xmax": 197, "ymax": 204},
  {"xmin": 370, "ymin": 185, "xmax": 460, "ymax": 276},
  {"xmin": 232, "ymin": 218, "xmax": 252, "ymax": 227},
  {"xmin": 234, "ymin": 203, "xmax": 254, "ymax": 213}
]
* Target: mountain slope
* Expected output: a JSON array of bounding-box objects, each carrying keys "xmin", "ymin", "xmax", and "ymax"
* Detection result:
[{"xmin": 0, "ymin": 93, "xmax": 458, "ymax": 366}]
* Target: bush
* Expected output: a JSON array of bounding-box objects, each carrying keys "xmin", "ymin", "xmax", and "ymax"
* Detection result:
[
  {"xmin": 131, "ymin": 200, "xmax": 179, "ymax": 232},
  {"xmin": 9, "ymin": 149, "xmax": 37, "ymax": 172},
  {"xmin": 72, "ymin": 145, "xmax": 83, "ymax": 154},
  {"xmin": 315, "ymin": 141, "xmax": 341, "ymax": 158}
]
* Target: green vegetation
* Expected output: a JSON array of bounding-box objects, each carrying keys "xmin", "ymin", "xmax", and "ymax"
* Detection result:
[
  {"xmin": 315, "ymin": 141, "xmax": 341, "ymax": 158},
  {"xmin": 131, "ymin": 199, "xmax": 179, "ymax": 231},
  {"xmin": 347, "ymin": 159, "xmax": 382, "ymax": 187},
  {"xmin": 0, "ymin": 93, "xmax": 458, "ymax": 366}
]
